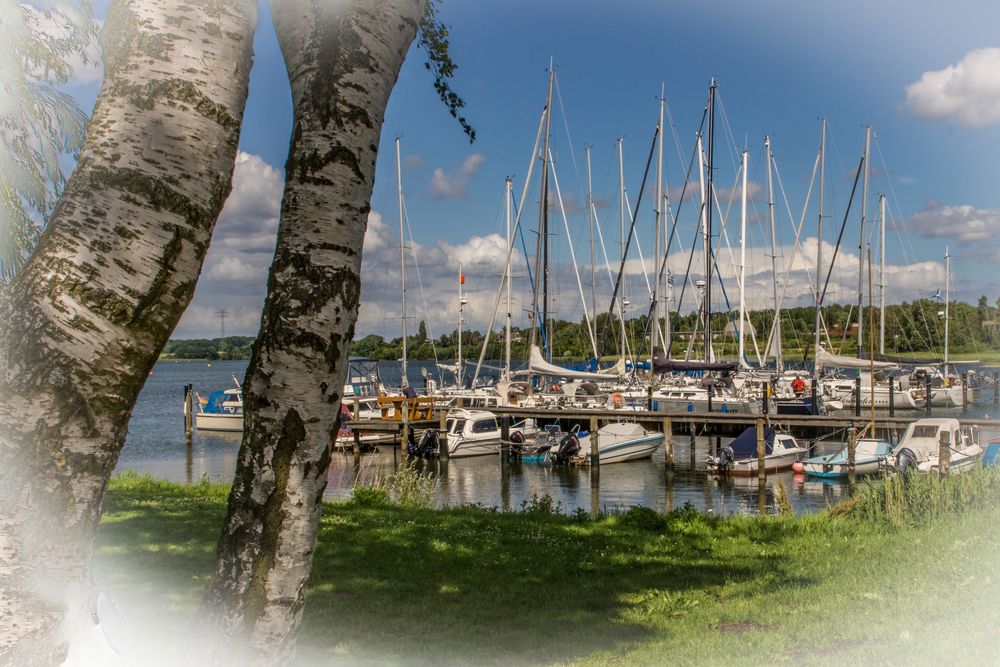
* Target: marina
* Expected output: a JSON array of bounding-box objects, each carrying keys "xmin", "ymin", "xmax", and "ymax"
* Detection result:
[{"xmin": 122, "ymin": 360, "xmax": 1000, "ymax": 516}]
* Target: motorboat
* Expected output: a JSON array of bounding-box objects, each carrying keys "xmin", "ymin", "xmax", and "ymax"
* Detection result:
[
  {"xmin": 443, "ymin": 409, "xmax": 538, "ymax": 458},
  {"xmin": 891, "ymin": 417, "xmax": 982, "ymax": 474},
  {"xmin": 194, "ymin": 375, "xmax": 243, "ymax": 432},
  {"xmin": 577, "ymin": 422, "xmax": 664, "ymax": 464},
  {"xmin": 798, "ymin": 438, "xmax": 892, "ymax": 478},
  {"xmin": 705, "ymin": 426, "xmax": 807, "ymax": 476}
]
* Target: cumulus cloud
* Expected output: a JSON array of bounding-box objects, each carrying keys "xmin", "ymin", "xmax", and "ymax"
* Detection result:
[
  {"xmin": 908, "ymin": 201, "xmax": 1000, "ymax": 244},
  {"xmin": 207, "ymin": 256, "xmax": 265, "ymax": 282},
  {"xmin": 904, "ymin": 48, "xmax": 1000, "ymax": 127},
  {"xmin": 430, "ymin": 153, "xmax": 485, "ymax": 199}
]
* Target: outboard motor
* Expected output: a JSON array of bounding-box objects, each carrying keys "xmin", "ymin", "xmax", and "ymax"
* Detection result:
[
  {"xmin": 895, "ymin": 447, "xmax": 919, "ymax": 473},
  {"xmin": 509, "ymin": 430, "xmax": 526, "ymax": 457},
  {"xmin": 411, "ymin": 428, "xmax": 440, "ymax": 458},
  {"xmin": 551, "ymin": 433, "xmax": 581, "ymax": 465},
  {"xmin": 405, "ymin": 425, "xmax": 418, "ymax": 456},
  {"xmin": 717, "ymin": 445, "xmax": 735, "ymax": 472}
]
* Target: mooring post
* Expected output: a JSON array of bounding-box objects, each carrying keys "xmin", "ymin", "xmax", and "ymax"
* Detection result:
[
  {"xmin": 810, "ymin": 379, "xmax": 819, "ymax": 415},
  {"xmin": 438, "ymin": 409, "xmax": 449, "ymax": 460},
  {"xmin": 925, "ymin": 377, "xmax": 932, "ymax": 413},
  {"xmin": 762, "ymin": 382, "xmax": 769, "ymax": 415},
  {"xmin": 994, "ymin": 371, "xmax": 999, "ymax": 409},
  {"xmin": 500, "ymin": 415, "xmax": 511, "ymax": 464},
  {"xmin": 962, "ymin": 372, "xmax": 969, "ymax": 415},
  {"xmin": 183, "ymin": 384, "xmax": 193, "ymax": 437},
  {"xmin": 939, "ymin": 431, "xmax": 951, "ymax": 478},
  {"xmin": 647, "ymin": 385, "xmax": 653, "ymax": 411},
  {"xmin": 889, "ymin": 381, "xmax": 895, "ymax": 418},
  {"xmin": 663, "ymin": 416, "xmax": 673, "ymax": 468},
  {"xmin": 848, "ymin": 427, "xmax": 857, "ymax": 486},
  {"xmin": 854, "ymin": 376, "xmax": 862, "ymax": 416},
  {"xmin": 353, "ymin": 430, "xmax": 361, "ymax": 458},
  {"xmin": 590, "ymin": 416, "xmax": 600, "ymax": 467},
  {"xmin": 756, "ymin": 417, "xmax": 765, "ymax": 482}
]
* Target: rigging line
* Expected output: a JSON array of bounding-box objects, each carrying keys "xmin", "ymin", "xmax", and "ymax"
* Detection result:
[
  {"xmin": 400, "ymin": 195, "xmax": 441, "ymax": 368},
  {"xmin": 548, "ymin": 148, "xmax": 599, "ymax": 358},
  {"xmin": 715, "ymin": 91, "xmax": 742, "ymax": 178},
  {"xmin": 873, "ymin": 135, "xmax": 918, "ymax": 265},
  {"xmin": 598, "ymin": 124, "xmax": 659, "ymax": 356},
  {"xmin": 591, "ymin": 202, "xmax": 618, "ymax": 294},
  {"xmin": 622, "ymin": 189, "xmax": 655, "ymax": 299},
  {"xmin": 552, "ymin": 73, "xmax": 585, "ymax": 206},
  {"xmin": 817, "ymin": 155, "xmax": 865, "ymax": 318},
  {"xmin": 647, "ymin": 106, "xmax": 708, "ymax": 353}
]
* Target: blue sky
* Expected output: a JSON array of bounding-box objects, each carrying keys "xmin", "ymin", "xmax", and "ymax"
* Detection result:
[{"xmin": 63, "ymin": 1, "xmax": 1000, "ymax": 341}]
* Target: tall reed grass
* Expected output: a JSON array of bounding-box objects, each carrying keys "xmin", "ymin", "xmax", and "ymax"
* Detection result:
[{"xmin": 835, "ymin": 466, "xmax": 1000, "ymax": 526}]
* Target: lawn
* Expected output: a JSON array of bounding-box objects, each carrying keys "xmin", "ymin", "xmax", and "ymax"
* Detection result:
[{"xmin": 94, "ymin": 470, "xmax": 1000, "ymax": 665}]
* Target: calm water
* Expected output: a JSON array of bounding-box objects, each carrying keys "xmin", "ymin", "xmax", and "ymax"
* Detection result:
[{"xmin": 117, "ymin": 360, "xmax": 999, "ymax": 516}]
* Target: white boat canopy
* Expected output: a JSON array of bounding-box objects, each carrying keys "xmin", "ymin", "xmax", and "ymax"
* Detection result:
[
  {"xmin": 815, "ymin": 345, "xmax": 897, "ymax": 372},
  {"xmin": 513, "ymin": 345, "xmax": 618, "ymax": 382}
]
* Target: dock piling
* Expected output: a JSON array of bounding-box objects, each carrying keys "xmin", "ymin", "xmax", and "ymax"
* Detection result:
[
  {"xmin": 500, "ymin": 415, "xmax": 511, "ymax": 463},
  {"xmin": 925, "ymin": 377, "xmax": 932, "ymax": 413},
  {"xmin": 662, "ymin": 417, "xmax": 673, "ymax": 468},
  {"xmin": 847, "ymin": 427, "xmax": 857, "ymax": 486},
  {"xmin": 889, "ymin": 381, "xmax": 895, "ymax": 418},
  {"xmin": 994, "ymin": 371, "xmax": 999, "ymax": 409},
  {"xmin": 854, "ymin": 376, "xmax": 862, "ymax": 416},
  {"xmin": 183, "ymin": 384, "xmax": 193, "ymax": 437},
  {"xmin": 962, "ymin": 373, "xmax": 969, "ymax": 415},
  {"xmin": 939, "ymin": 431, "xmax": 951, "ymax": 478},
  {"xmin": 755, "ymin": 417, "xmax": 765, "ymax": 482},
  {"xmin": 590, "ymin": 416, "xmax": 600, "ymax": 468}
]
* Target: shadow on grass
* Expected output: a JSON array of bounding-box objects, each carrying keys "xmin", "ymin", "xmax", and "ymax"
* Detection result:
[{"xmin": 300, "ymin": 503, "xmax": 807, "ymax": 665}]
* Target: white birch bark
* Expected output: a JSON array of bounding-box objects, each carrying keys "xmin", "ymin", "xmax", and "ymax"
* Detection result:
[
  {"xmin": 207, "ymin": 1, "xmax": 422, "ymax": 663},
  {"xmin": 0, "ymin": 0, "xmax": 256, "ymax": 662}
]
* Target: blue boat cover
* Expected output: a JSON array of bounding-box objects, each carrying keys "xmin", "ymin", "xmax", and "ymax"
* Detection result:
[
  {"xmin": 203, "ymin": 391, "xmax": 228, "ymax": 414},
  {"xmin": 729, "ymin": 426, "xmax": 775, "ymax": 458},
  {"xmin": 984, "ymin": 442, "xmax": 1000, "ymax": 467}
]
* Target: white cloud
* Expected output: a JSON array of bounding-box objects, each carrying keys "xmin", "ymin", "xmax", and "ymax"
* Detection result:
[
  {"xmin": 908, "ymin": 201, "xmax": 1000, "ymax": 244},
  {"xmin": 207, "ymin": 256, "xmax": 265, "ymax": 281},
  {"xmin": 904, "ymin": 48, "xmax": 1000, "ymax": 127},
  {"xmin": 430, "ymin": 153, "xmax": 485, "ymax": 199}
]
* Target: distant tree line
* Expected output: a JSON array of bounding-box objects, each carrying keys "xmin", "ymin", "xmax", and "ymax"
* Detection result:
[{"xmin": 163, "ymin": 296, "xmax": 1000, "ymax": 362}]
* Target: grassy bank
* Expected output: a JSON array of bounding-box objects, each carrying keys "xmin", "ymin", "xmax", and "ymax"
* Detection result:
[{"xmin": 96, "ymin": 471, "xmax": 1000, "ymax": 665}]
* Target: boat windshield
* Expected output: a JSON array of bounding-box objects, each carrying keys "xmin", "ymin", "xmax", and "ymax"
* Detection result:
[{"xmin": 910, "ymin": 425, "xmax": 939, "ymax": 438}]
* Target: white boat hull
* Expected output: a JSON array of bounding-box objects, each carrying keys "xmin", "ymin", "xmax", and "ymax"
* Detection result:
[
  {"xmin": 195, "ymin": 412, "xmax": 243, "ymax": 432},
  {"xmin": 578, "ymin": 423, "xmax": 664, "ymax": 464},
  {"xmin": 448, "ymin": 436, "xmax": 501, "ymax": 458}
]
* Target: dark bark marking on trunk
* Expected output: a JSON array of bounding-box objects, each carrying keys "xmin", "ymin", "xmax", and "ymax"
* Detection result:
[
  {"xmin": 241, "ymin": 408, "xmax": 304, "ymax": 630},
  {"xmin": 108, "ymin": 78, "xmax": 239, "ymax": 130}
]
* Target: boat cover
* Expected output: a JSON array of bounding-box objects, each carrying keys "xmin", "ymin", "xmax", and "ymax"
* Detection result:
[
  {"xmin": 815, "ymin": 345, "xmax": 897, "ymax": 371},
  {"xmin": 728, "ymin": 426, "xmax": 775, "ymax": 458},
  {"xmin": 203, "ymin": 391, "xmax": 229, "ymax": 414},
  {"xmin": 858, "ymin": 351, "xmax": 943, "ymax": 365},
  {"xmin": 651, "ymin": 347, "xmax": 739, "ymax": 374}
]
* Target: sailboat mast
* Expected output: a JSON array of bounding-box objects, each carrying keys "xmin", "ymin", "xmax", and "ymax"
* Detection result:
[
  {"xmin": 739, "ymin": 148, "xmax": 748, "ymax": 366},
  {"xmin": 879, "ymin": 193, "xmax": 887, "ymax": 355},
  {"xmin": 705, "ymin": 79, "xmax": 716, "ymax": 363},
  {"xmin": 653, "ymin": 91, "xmax": 665, "ymax": 359},
  {"xmin": 505, "ymin": 178, "xmax": 513, "ymax": 377},
  {"xmin": 813, "ymin": 119, "xmax": 826, "ymax": 355},
  {"xmin": 457, "ymin": 262, "xmax": 464, "ymax": 388},
  {"xmin": 541, "ymin": 63, "xmax": 555, "ymax": 361},
  {"xmin": 766, "ymin": 135, "xmax": 782, "ymax": 371},
  {"xmin": 944, "ymin": 246, "xmax": 950, "ymax": 368},
  {"xmin": 587, "ymin": 147, "xmax": 596, "ymax": 346},
  {"xmin": 857, "ymin": 126, "xmax": 871, "ymax": 353},
  {"xmin": 396, "ymin": 137, "xmax": 408, "ymax": 388},
  {"xmin": 618, "ymin": 137, "xmax": 626, "ymax": 362}
]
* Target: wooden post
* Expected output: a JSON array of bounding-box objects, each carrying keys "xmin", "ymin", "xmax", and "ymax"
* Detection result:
[
  {"xmin": 438, "ymin": 409, "xmax": 449, "ymax": 460},
  {"xmin": 962, "ymin": 372, "xmax": 969, "ymax": 415},
  {"xmin": 994, "ymin": 371, "xmax": 999, "ymax": 409},
  {"xmin": 500, "ymin": 415, "xmax": 511, "ymax": 464},
  {"xmin": 854, "ymin": 376, "xmax": 862, "ymax": 416},
  {"xmin": 762, "ymin": 381, "xmax": 769, "ymax": 415},
  {"xmin": 662, "ymin": 417, "xmax": 673, "ymax": 468},
  {"xmin": 352, "ymin": 430, "xmax": 361, "ymax": 457},
  {"xmin": 400, "ymin": 421, "xmax": 408, "ymax": 454},
  {"xmin": 183, "ymin": 384, "xmax": 193, "ymax": 436},
  {"xmin": 647, "ymin": 385, "xmax": 653, "ymax": 411},
  {"xmin": 847, "ymin": 427, "xmax": 857, "ymax": 485},
  {"xmin": 590, "ymin": 416, "xmax": 600, "ymax": 467},
  {"xmin": 889, "ymin": 381, "xmax": 895, "ymax": 418},
  {"xmin": 756, "ymin": 417, "xmax": 766, "ymax": 482},
  {"xmin": 925, "ymin": 377, "xmax": 932, "ymax": 413},
  {"xmin": 939, "ymin": 430, "xmax": 951, "ymax": 478},
  {"xmin": 810, "ymin": 378, "xmax": 818, "ymax": 416}
]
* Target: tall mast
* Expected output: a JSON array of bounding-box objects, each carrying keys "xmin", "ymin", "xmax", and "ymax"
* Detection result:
[
  {"xmin": 696, "ymin": 133, "xmax": 707, "ymax": 361},
  {"xmin": 738, "ymin": 148, "xmax": 748, "ymax": 366},
  {"xmin": 653, "ymin": 90, "xmax": 665, "ymax": 358},
  {"xmin": 527, "ymin": 63, "xmax": 555, "ymax": 373},
  {"xmin": 504, "ymin": 178, "xmax": 513, "ymax": 377},
  {"xmin": 617, "ymin": 137, "xmax": 626, "ymax": 362},
  {"xmin": 457, "ymin": 262, "xmax": 465, "ymax": 388},
  {"xmin": 540, "ymin": 62, "xmax": 555, "ymax": 361},
  {"xmin": 879, "ymin": 193, "xmax": 887, "ymax": 355},
  {"xmin": 587, "ymin": 147, "xmax": 596, "ymax": 346},
  {"xmin": 857, "ymin": 126, "xmax": 872, "ymax": 353},
  {"xmin": 705, "ymin": 79, "xmax": 716, "ymax": 363},
  {"xmin": 766, "ymin": 135, "xmax": 782, "ymax": 371},
  {"xmin": 396, "ymin": 137, "xmax": 408, "ymax": 388},
  {"xmin": 813, "ymin": 119, "xmax": 826, "ymax": 355},
  {"xmin": 944, "ymin": 246, "xmax": 950, "ymax": 368}
]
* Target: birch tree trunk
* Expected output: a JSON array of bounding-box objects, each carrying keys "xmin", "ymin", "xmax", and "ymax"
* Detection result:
[
  {"xmin": 207, "ymin": 1, "xmax": 422, "ymax": 662},
  {"xmin": 0, "ymin": 0, "xmax": 256, "ymax": 661}
]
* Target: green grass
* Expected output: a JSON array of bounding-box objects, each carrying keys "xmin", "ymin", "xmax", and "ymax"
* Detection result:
[{"xmin": 96, "ymin": 470, "xmax": 1000, "ymax": 665}]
